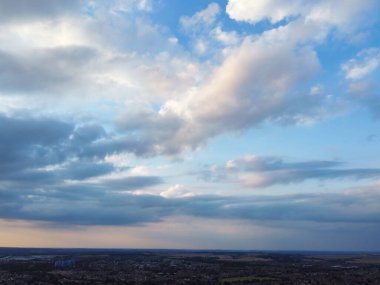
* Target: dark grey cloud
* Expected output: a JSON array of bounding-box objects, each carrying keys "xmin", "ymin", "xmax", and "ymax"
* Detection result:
[
  {"xmin": 199, "ymin": 156, "xmax": 380, "ymax": 187},
  {"xmin": 78, "ymin": 136, "xmax": 154, "ymax": 159},
  {"xmin": 0, "ymin": 113, "xmax": 164, "ymax": 227},
  {"xmin": 102, "ymin": 176, "xmax": 164, "ymax": 191},
  {"xmin": 0, "ymin": 183, "xmax": 379, "ymax": 226},
  {"xmin": 228, "ymin": 157, "xmax": 343, "ymax": 172},
  {"xmin": 0, "ymin": 46, "xmax": 97, "ymax": 94},
  {"xmin": 61, "ymin": 161, "xmax": 115, "ymax": 181},
  {"xmin": 0, "ymin": 113, "xmax": 72, "ymax": 146},
  {"xmin": 0, "ymin": 0, "xmax": 83, "ymax": 24},
  {"xmin": 180, "ymin": 191, "xmax": 380, "ymax": 224},
  {"xmin": 0, "ymin": 113, "xmax": 73, "ymax": 174},
  {"xmin": 0, "ymin": 190, "xmax": 160, "ymax": 226},
  {"xmin": 0, "ymin": 112, "xmax": 377, "ymax": 228},
  {"xmin": 0, "ymin": 112, "xmax": 162, "ymax": 192},
  {"xmin": 255, "ymin": 168, "xmax": 380, "ymax": 187}
]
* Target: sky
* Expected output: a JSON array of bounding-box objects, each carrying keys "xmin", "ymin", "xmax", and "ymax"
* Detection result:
[{"xmin": 0, "ymin": 0, "xmax": 380, "ymax": 251}]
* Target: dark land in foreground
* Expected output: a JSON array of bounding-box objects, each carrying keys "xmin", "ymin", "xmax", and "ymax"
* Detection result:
[{"xmin": 0, "ymin": 248, "xmax": 379, "ymax": 284}]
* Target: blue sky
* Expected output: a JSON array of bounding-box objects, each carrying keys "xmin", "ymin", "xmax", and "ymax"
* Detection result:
[{"xmin": 0, "ymin": 0, "xmax": 380, "ymax": 251}]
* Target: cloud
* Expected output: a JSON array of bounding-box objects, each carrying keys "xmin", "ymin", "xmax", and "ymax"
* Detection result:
[
  {"xmin": 0, "ymin": 112, "xmax": 378, "ymax": 227},
  {"xmin": 226, "ymin": 0, "xmax": 377, "ymax": 31},
  {"xmin": 59, "ymin": 161, "xmax": 115, "ymax": 181},
  {"xmin": 2, "ymin": 114, "xmax": 377, "ymax": 228},
  {"xmin": 200, "ymin": 155, "xmax": 380, "ymax": 188},
  {"xmin": 0, "ymin": 114, "xmax": 165, "ymax": 227},
  {"xmin": 182, "ymin": 189, "xmax": 380, "ymax": 224},
  {"xmin": 305, "ymin": 0, "xmax": 377, "ymax": 30},
  {"xmin": 99, "ymin": 176, "xmax": 163, "ymax": 191},
  {"xmin": 0, "ymin": 190, "xmax": 169, "ymax": 226},
  {"xmin": 0, "ymin": 29, "xmax": 189, "ymax": 105},
  {"xmin": 0, "ymin": 46, "xmax": 97, "ymax": 94},
  {"xmin": 0, "ymin": 0, "xmax": 195, "ymax": 106},
  {"xmin": 226, "ymin": 0, "xmax": 379, "ymax": 53},
  {"xmin": 118, "ymin": 36, "xmax": 322, "ymax": 155},
  {"xmin": 160, "ymin": 184, "xmax": 193, "ymax": 198},
  {"xmin": 0, "ymin": 113, "xmax": 73, "ymax": 174},
  {"xmin": 114, "ymin": 0, "xmax": 378, "ymax": 156},
  {"xmin": 180, "ymin": 3, "xmax": 221, "ymax": 32},
  {"xmin": 0, "ymin": 112, "xmax": 164, "ymax": 193},
  {"xmin": 0, "ymin": 182, "xmax": 379, "ymax": 226},
  {"xmin": 136, "ymin": 0, "xmax": 153, "ymax": 12},
  {"xmin": 342, "ymin": 48, "xmax": 380, "ymax": 80},
  {"xmin": 0, "ymin": 0, "xmax": 83, "ymax": 24},
  {"xmin": 227, "ymin": 0, "xmax": 305, "ymax": 24},
  {"xmin": 1, "ymin": 0, "xmax": 375, "ymax": 159},
  {"xmin": 0, "ymin": 0, "xmax": 378, "ymax": 252},
  {"xmin": 179, "ymin": 2, "xmax": 241, "ymax": 58},
  {"xmin": 114, "ymin": 0, "xmax": 380, "ymax": 156},
  {"xmin": 211, "ymin": 26, "xmax": 239, "ymax": 46}
]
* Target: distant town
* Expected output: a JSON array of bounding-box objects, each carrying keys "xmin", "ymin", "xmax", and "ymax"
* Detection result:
[{"xmin": 0, "ymin": 248, "xmax": 379, "ymax": 284}]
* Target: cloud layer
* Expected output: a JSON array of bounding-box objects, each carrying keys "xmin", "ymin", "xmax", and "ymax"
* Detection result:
[
  {"xmin": 1, "ymin": 182, "xmax": 379, "ymax": 226},
  {"xmin": 0, "ymin": 0, "xmax": 379, "ymax": 252}
]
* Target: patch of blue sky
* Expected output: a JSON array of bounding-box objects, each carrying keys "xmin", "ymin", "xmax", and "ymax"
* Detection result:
[
  {"xmin": 149, "ymin": 0, "xmax": 289, "ymax": 51},
  {"xmin": 190, "ymin": 109, "xmax": 380, "ymax": 169}
]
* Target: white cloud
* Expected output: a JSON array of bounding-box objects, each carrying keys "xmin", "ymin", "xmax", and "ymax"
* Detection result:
[
  {"xmin": 0, "ymin": 0, "xmax": 377, "ymax": 159},
  {"xmin": 226, "ymin": 0, "xmax": 380, "ymax": 50},
  {"xmin": 120, "ymin": 0, "xmax": 380, "ymax": 156},
  {"xmin": 160, "ymin": 184, "xmax": 193, "ymax": 198},
  {"xmin": 227, "ymin": 0, "xmax": 305, "ymax": 24},
  {"xmin": 180, "ymin": 3, "xmax": 220, "ymax": 32},
  {"xmin": 211, "ymin": 26, "xmax": 239, "ymax": 46},
  {"xmin": 305, "ymin": 0, "xmax": 375, "ymax": 29},
  {"xmin": 342, "ymin": 48, "xmax": 380, "ymax": 80},
  {"xmin": 226, "ymin": 0, "xmax": 378, "ymax": 38},
  {"xmin": 180, "ymin": 3, "xmax": 241, "ymax": 58},
  {"xmin": 137, "ymin": 0, "xmax": 153, "ymax": 12},
  {"xmin": 0, "ymin": 0, "xmax": 202, "ymax": 115},
  {"xmin": 119, "ymin": 35, "xmax": 322, "ymax": 154},
  {"xmin": 194, "ymin": 40, "xmax": 208, "ymax": 55},
  {"xmin": 0, "ymin": 20, "xmax": 90, "ymax": 51},
  {"xmin": 104, "ymin": 153, "xmax": 133, "ymax": 168}
]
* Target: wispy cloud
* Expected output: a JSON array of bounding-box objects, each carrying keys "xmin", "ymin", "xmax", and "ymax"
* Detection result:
[
  {"xmin": 342, "ymin": 48, "xmax": 380, "ymax": 80},
  {"xmin": 199, "ymin": 155, "xmax": 380, "ymax": 188}
]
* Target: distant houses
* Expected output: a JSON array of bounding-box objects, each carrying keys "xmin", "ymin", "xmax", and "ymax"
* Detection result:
[{"xmin": 54, "ymin": 258, "xmax": 76, "ymax": 269}]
